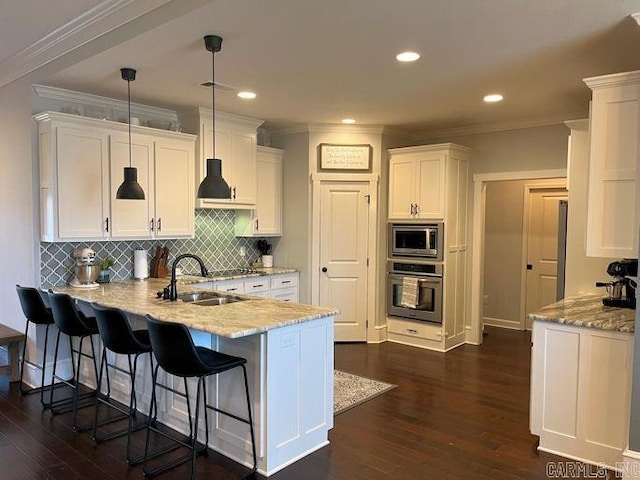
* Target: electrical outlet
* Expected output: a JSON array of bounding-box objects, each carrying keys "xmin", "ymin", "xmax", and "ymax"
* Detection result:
[
  {"xmin": 239, "ymin": 246, "xmax": 246, "ymax": 257},
  {"xmin": 483, "ymin": 294, "xmax": 489, "ymax": 305}
]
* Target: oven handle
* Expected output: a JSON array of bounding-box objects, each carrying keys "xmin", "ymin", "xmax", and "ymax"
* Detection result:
[
  {"xmin": 389, "ymin": 273, "xmax": 442, "ymax": 280},
  {"xmin": 417, "ymin": 277, "xmax": 442, "ymax": 284}
]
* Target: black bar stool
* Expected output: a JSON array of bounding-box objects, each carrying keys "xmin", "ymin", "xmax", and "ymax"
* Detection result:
[
  {"xmin": 91, "ymin": 303, "xmax": 154, "ymax": 465},
  {"xmin": 47, "ymin": 291, "xmax": 100, "ymax": 431},
  {"xmin": 143, "ymin": 315, "xmax": 257, "ymax": 480},
  {"xmin": 15, "ymin": 285, "xmax": 56, "ymax": 406}
]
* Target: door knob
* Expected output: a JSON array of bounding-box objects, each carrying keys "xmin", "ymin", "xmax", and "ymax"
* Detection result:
[{"xmin": 322, "ymin": 267, "xmax": 328, "ymax": 273}]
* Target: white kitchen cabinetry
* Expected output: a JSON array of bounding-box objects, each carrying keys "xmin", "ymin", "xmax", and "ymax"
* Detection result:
[
  {"xmin": 269, "ymin": 273, "xmax": 299, "ymax": 302},
  {"xmin": 35, "ymin": 111, "xmax": 195, "ymax": 242},
  {"xmin": 387, "ymin": 143, "xmax": 470, "ymax": 352},
  {"xmin": 530, "ymin": 320, "xmax": 633, "ymax": 469},
  {"xmin": 38, "ymin": 120, "xmax": 110, "ymax": 241},
  {"xmin": 109, "ymin": 133, "xmax": 194, "ymax": 239},
  {"xmin": 153, "ymin": 137, "xmax": 195, "ymax": 238},
  {"xmin": 182, "ymin": 108, "xmax": 263, "ymax": 209},
  {"xmin": 388, "ymin": 148, "xmax": 446, "ymax": 219},
  {"xmin": 235, "ymin": 146, "xmax": 283, "ymax": 237},
  {"xmin": 584, "ymin": 71, "xmax": 640, "ymax": 258},
  {"xmin": 194, "ymin": 272, "xmax": 299, "ymax": 301}
]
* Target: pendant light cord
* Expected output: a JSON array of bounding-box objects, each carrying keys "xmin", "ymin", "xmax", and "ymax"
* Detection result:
[
  {"xmin": 211, "ymin": 46, "xmax": 216, "ymax": 158},
  {"xmin": 128, "ymin": 78, "xmax": 132, "ymax": 168}
]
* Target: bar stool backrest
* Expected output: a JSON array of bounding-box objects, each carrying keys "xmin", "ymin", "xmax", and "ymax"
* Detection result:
[
  {"xmin": 48, "ymin": 292, "xmax": 92, "ymax": 337},
  {"xmin": 92, "ymin": 303, "xmax": 149, "ymax": 355},
  {"xmin": 146, "ymin": 315, "xmax": 210, "ymax": 377},
  {"xmin": 16, "ymin": 285, "xmax": 54, "ymax": 325}
]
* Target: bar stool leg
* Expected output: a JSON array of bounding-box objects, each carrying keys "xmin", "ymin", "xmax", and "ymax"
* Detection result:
[{"xmin": 241, "ymin": 365, "xmax": 257, "ymax": 477}]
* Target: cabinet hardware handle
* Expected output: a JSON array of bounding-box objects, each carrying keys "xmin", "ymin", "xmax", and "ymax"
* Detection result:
[
  {"xmin": 282, "ymin": 280, "xmax": 291, "ymax": 284},
  {"xmin": 104, "ymin": 217, "xmax": 109, "ymax": 232},
  {"xmin": 284, "ymin": 299, "xmax": 290, "ymax": 302},
  {"xmin": 157, "ymin": 218, "xmax": 162, "ymax": 231},
  {"xmin": 227, "ymin": 288, "xmax": 237, "ymax": 291},
  {"xmin": 253, "ymin": 284, "xmax": 264, "ymax": 288},
  {"xmin": 150, "ymin": 218, "xmax": 155, "ymax": 231},
  {"xmin": 410, "ymin": 204, "xmax": 414, "ymax": 215},
  {"xmin": 321, "ymin": 267, "xmax": 328, "ymax": 273},
  {"xmin": 255, "ymin": 219, "xmax": 259, "ymax": 231},
  {"xmin": 415, "ymin": 204, "xmax": 419, "ymax": 215},
  {"xmin": 527, "ymin": 264, "xmax": 533, "ymax": 270},
  {"xmin": 232, "ymin": 187, "xmax": 236, "ymax": 199},
  {"xmin": 407, "ymin": 328, "xmax": 418, "ymax": 334}
]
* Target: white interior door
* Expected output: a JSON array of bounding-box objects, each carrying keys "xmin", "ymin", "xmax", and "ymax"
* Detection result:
[
  {"xmin": 319, "ymin": 181, "xmax": 369, "ymax": 342},
  {"xmin": 525, "ymin": 188, "xmax": 568, "ymax": 328}
]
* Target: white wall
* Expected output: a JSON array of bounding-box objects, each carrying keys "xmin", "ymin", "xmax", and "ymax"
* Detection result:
[
  {"xmin": 271, "ymin": 132, "xmax": 311, "ymax": 302},
  {"xmin": 564, "ymin": 120, "xmax": 614, "ymax": 296},
  {"xmin": 0, "ymin": 78, "xmax": 37, "ymax": 332}
]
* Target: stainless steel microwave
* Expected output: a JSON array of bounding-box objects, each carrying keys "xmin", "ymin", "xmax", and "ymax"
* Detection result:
[{"xmin": 389, "ymin": 223, "xmax": 443, "ymax": 261}]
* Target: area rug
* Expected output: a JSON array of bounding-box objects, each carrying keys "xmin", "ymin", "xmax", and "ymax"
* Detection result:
[{"xmin": 334, "ymin": 370, "xmax": 396, "ymax": 415}]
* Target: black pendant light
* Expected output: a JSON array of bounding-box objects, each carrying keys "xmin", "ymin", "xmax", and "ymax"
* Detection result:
[
  {"xmin": 197, "ymin": 35, "xmax": 231, "ymax": 199},
  {"xmin": 116, "ymin": 67, "xmax": 145, "ymax": 200}
]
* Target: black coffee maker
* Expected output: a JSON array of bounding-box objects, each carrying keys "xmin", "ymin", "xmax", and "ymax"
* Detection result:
[{"xmin": 595, "ymin": 259, "xmax": 638, "ymax": 309}]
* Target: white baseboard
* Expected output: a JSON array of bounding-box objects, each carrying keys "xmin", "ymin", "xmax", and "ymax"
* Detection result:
[
  {"xmin": 367, "ymin": 324, "xmax": 387, "ymax": 344},
  {"xmin": 621, "ymin": 449, "xmax": 640, "ymax": 479},
  {"xmin": 483, "ymin": 316, "xmax": 522, "ymax": 330}
]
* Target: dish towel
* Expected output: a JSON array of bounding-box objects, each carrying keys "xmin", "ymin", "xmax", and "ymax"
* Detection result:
[{"xmin": 400, "ymin": 277, "xmax": 419, "ymax": 309}]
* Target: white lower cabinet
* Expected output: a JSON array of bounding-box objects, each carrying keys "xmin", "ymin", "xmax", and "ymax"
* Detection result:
[
  {"xmin": 195, "ymin": 272, "xmax": 299, "ymax": 301},
  {"xmin": 530, "ymin": 320, "xmax": 633, "ymax": 469},
  {"xmin": 269, "ymin": 274, "xmax": 299, "ymax": 302}
]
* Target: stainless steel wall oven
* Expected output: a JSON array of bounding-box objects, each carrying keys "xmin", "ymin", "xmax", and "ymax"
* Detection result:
[{"xmin": 387, "ymin": 260, "xmax": 443, "ymax": 324}]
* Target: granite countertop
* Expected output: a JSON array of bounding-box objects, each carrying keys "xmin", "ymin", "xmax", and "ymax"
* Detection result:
[
  {"xmin": 527, "ymin": 293, "xmax": 636, "ymax": 333},
  {"xmin": 179, "ymin": 267, "xmax": 298, "ymax": 283},
  {"xmin": 47, "ymin": 276, "xmax": 338, "ymax": 339}
]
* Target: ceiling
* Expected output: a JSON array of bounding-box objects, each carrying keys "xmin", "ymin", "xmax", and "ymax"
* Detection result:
[{"xmin": 5, "ymin": 0, "xmax": 640, "ymax": 133}]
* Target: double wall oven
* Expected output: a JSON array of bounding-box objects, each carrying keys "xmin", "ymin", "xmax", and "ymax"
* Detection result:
[{"xmin": 387, "ymin": 223, "xmax": 443, "ymax": 324}]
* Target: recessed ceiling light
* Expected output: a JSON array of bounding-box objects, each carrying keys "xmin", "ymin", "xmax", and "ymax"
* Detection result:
[
  {"xmin": 484, "ymin": 93, "xmax": 504, "ymax": 103},
  {"xmin": 342, "ymin": 118, "xmax": 356, "ymax": 124},
  {"xmin": 396, "ymin": 51, "xmax": 420, "ymax": 62},
  {"xmin": 237, "ymin": 91, "xmax": 256, "ymax": 99}
]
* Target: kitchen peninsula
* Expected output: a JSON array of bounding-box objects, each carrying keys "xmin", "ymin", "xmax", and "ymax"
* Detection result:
[
  {"xmin": 528, "ymin": 294, "xmax": 635, "ymax": 470},
  {"xmin": 48, "ymin": 276, "xmax": 338, "ymax": 477}
]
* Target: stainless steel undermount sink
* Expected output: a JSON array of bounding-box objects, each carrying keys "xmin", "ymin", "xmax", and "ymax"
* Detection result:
[
  {"xmin": 176, "ymin": 291, "xmax": 224, "ymax": 303},
  {"xmin": 176, "ymin": 290, "xmax": 245, "ymax": 306},
  {"xmin": 192, "ymin": 296, "xmax": 242, "ymax": 306}
]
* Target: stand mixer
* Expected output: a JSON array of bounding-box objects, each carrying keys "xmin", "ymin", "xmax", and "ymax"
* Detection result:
[
  {"xmin": 595, "ymin": 259, "xmax": 638, "ymax": 309},
  {"xmin": 69, "ymin": 247, "xmax": 100, "ymax": 288}
]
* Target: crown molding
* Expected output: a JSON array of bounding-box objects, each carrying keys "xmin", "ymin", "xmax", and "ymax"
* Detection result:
[
  {"xmin": 0, "ymin": 0, "xmax": 174, "ymax": 89},
  {"xmin": 33, "ymin": 84, "xmax": 178, "ymax": 121},
  {"xmin": 195, "ymin": 106, "xmax": 264, "ymax": 129},
  {"xmin": 413, "ymin": 111, "xmax": 587, "ymax": 140},
  {"xmin": 564, "ymin": 118, "xmax": 589, "ymax": 131},
  {"xmin": 584, "ymin": 70, "xmax": 640, "ymax": 89}
]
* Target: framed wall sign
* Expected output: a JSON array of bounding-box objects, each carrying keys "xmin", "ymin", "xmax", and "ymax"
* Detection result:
[{"xmin": 318, "ymin": 143, "xmax": 372, "ymax": 172}]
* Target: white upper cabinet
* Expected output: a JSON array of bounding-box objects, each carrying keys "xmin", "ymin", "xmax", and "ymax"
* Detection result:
[
  {"xmin": 184, "ymin": 108, "xmax": 263, "ymax": 209},
  {"xmin": 154, "ymin": 137, "xmax": 194, "ymax": 238},
  {"xmin": 388, "ymin": 144, "xmax": 465, "ymax": 221},
  {"xmin": 109, "ymin": 133, "xmax": 154, "ymax": 239},
  {"xmin": 38, "ymin": 119, "xmax": 110, "ymax": 241},
  {"xmin": 235, "ymin": 146, "xmax": 283, "ymax": 237},
  {"xmin": 584, "ymin": 71, "xmax": 640, "ymax": 258},
  {"xmin": 35, "ymin": 111, "xmax": 195, "ymax": 242}
]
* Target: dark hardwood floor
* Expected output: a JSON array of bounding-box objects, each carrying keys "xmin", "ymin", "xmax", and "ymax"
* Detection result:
[{"xmin": 0, "ymin": 327, "xmax": 612, "ymax": 479}]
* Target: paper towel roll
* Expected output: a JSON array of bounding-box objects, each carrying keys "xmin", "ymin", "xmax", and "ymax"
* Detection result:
[{"xmin": 134, "ymin": 249, "xmax": 148, "ymax": 280}]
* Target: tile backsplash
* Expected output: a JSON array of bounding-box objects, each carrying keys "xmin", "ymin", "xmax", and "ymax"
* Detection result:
[{"xmin": 40, "ymin": 210, "xmax": 264, "ymax": 286}]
